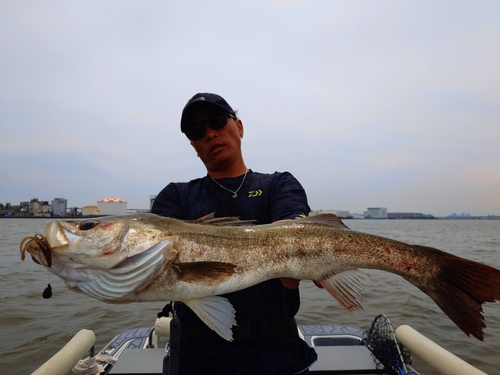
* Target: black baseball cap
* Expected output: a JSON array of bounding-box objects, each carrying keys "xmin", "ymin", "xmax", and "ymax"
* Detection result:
[{"xmin": 180, "ymin": 93, "xmax": 236, "ymax": 133}]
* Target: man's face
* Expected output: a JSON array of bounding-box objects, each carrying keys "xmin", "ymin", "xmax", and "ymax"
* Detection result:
[{"xmin": 187, "ymin": 106, "xmax": 244, "ymax": 173}]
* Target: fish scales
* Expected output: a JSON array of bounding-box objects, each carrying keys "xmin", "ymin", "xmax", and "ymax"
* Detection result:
[{"xmin": 170, "ymin": 219, "xmax": 436, "ymax": 284}]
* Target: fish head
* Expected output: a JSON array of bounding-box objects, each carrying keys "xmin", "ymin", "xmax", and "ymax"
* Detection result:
[
  {"xmin": 21, "ymin": 214, "xmax": 175, "ymax": 301},
  {"xmin": 42, "ymin": 217, "xmax": 128, "ymax": 269}
]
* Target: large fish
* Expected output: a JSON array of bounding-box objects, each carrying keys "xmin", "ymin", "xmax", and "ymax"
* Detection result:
[{"xmin": 20, "ymin": 213, "xmax": 500, "ymax": 341}]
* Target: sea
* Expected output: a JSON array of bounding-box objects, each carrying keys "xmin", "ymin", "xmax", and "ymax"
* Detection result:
[{"xmin": 1, "ymin": 218, "xmax": 499, "ymax": 375}]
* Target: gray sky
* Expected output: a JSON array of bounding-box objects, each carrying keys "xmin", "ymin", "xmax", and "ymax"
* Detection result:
[{"xmin": 1, "ymin": 1, "xmax": 499, "ymax": 216}]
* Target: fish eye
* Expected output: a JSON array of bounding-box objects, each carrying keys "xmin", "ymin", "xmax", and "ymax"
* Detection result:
[{"xmin": 78, "ymin": 220, "xmax": 100, "ymax": 231}]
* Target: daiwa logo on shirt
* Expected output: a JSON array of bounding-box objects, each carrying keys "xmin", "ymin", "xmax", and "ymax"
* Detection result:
[{"xmin": 248, "ymin": 190, "xmax": 263, "ymax": 197}]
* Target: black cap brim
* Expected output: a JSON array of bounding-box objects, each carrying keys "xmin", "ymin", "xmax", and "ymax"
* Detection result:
[{"xmin": 180, "ymin": 93, "xmax": 235, "ymax": 133}]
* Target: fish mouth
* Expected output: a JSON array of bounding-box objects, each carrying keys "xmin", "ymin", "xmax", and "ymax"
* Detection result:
[{"xmin": 20, "ymin": 234, "xmax": 53, "ymax": 268}]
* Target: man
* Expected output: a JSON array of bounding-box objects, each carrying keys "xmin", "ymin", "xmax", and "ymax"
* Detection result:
[{"xmin": 151, "ymin": 93, "xmax": 317, "ymax": 374}]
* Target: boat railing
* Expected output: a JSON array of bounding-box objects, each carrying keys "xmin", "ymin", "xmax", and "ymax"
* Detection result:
[
  {"xmin": 395, "ymin": 325, "xmax": 487, "ymax": 375},
  {"xmin": 31, "ymin": 329, "xmax": 95, "ymax": 375}
]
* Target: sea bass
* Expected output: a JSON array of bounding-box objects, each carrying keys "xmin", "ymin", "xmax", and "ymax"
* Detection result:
[{"xmin": 20, "ymin": 213, "xmax": 500, "ymax": 341}]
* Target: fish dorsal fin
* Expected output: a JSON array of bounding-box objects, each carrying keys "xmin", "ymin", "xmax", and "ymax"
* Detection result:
[
  {"xmin": 317, "ymin": 269, "xmax": 371, "ymax": 311},
  {"xmin": 303, "ymin": 214, "xmax": 350, "ymax": 230},
  {"xmin": 172, "ymin": 262, "xmax": 236, "ymax": 285},
  {"xmin": 184, "ymin": 296, "xmax": 237, "ymax": 341},
  {"xmin": 189, "ymin": 213, "xmax": 256, "ymax": 227},
  {"xmin": 77, "ymin": 239, "xmax": 173, "ymax": 301}
]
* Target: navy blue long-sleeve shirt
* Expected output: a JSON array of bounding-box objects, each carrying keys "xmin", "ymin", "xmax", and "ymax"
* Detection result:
[{"xmin": 151, "ymin": 170, "xmax": 316, "ymax": 374}]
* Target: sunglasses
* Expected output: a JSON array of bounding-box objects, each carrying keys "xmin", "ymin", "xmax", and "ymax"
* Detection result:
[{"xmin": 184, "ymin": 113, "xmax": 235, "ymax": 141}]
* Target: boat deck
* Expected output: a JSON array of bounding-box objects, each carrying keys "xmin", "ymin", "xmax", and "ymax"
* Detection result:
[{"xmin": 98, "ymin": 324, "xmax": 418, "ymax": 375}]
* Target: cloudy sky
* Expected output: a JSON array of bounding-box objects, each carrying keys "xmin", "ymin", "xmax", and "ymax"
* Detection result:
[{"xmin": 1, "ymin": 1, "xmax": 499, "ymax": 216}]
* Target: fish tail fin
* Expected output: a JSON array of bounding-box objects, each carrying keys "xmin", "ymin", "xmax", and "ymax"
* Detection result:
[{"xmin": 408, "ymin": 245, "xmax": 500, "ymax": 341}]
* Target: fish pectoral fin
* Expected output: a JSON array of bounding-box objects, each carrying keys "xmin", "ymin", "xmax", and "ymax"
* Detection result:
[
  {"xmin": 318, "ymin": 269, "xmax": 371, "ymax": 312},
  {"xmin": 172, "ymin": 262, "xmax": 236, "ymax": 286},
  {"xmin": 184, "ymin": 297, "xmax": 237, "ymax": 341}
]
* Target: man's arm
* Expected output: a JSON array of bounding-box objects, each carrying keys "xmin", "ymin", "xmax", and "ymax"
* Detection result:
[
  {"xmin": 151, "ymin": 183, "xmax": 183, "ymax": 218},
  {"xmin": 269, "ymin": 172, "xmax": 310, "ymax": 221}
]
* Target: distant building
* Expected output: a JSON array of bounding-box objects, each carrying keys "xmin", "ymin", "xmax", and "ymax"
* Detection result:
[
  {"xmin": 30, "ymin": 198, "xmax": 50, "ymax": 217},
  {"xmin": 450, "ymin": 212, "xmax": 472, "ymax": 218},
  {"xmin": 366, "ymin": 207, "xmax": 387, "ymax": 219},
  {"xmin": 51, "ymin": 198, "xmax": 67, "ymax": 217},
  {"xmin": 19, "ymin": 202, "xmax": 30, "ymax": 212},
  {"xmin": 0, "ymin": 202, "xmax": 15, "ymax": 217},
  {"xmin": 97, "ymin": 197, "xmax": 127, "ymax": 215},
  {"xmin": 331, "ymin": 210, "xmax": 352, "ymax": 218},
  {"xmin": 82, "ymin": 205, "xmax": 99, "ymax": 216},
  {"xmin": 388, "ymin": 212, "xmax": 435, "ymax": 219}
]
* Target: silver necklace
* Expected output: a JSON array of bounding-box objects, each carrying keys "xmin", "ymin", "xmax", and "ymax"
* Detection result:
[{"xmin": 210, "ymin": 169, "xmax": 248, "ymax": 198}]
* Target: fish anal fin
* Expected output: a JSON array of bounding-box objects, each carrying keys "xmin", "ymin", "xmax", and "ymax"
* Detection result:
[
  {"xmin": 318, "ymin": 270, "xmax": 371, "ymax": 312},
  {"xmin": 184, "ymin": 296, "xmax": 237, "ymax": 341},
  {"xmin": 173, "ymin": 262, "xmax": 236, "ymax": 285}
]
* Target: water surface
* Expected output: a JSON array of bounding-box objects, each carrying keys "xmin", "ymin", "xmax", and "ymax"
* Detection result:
[{"xmin": 1, "ymin": 218, "xmax": 499, "ymax": 374}]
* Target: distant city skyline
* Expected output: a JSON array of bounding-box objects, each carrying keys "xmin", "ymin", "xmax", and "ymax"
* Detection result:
[{"xmin": 2, "ymin": 196, "xmax": 498, "ymax": 219}]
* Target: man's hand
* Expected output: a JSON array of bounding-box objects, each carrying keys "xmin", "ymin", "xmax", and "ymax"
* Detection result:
[
  {"xmin": 313, "ymin": 280, "xmax": 324, "ymax": 288},
  {"xmin": 280, "ymin": 278, "xmax": 324, "ymax": 289},
  {"xmin": 280, "ymin": 278, "xmax": 300, "ymax": 289}
]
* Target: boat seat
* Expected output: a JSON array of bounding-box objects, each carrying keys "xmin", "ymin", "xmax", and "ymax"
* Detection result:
[
  {"xmin": 310, "ymin": 346, "xmax": 385, "ymax": 374},
  {"xmin": 108, "ymin": 348, "xmax": 166, "ymax": 375}
]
